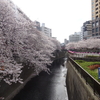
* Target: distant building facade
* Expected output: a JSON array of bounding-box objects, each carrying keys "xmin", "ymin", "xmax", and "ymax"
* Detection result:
[
  {"xmin": 33, "ymin": 21, "xmax": 52, "ymax": 37},
  {"xmin": 52, "ymin": 37, "xmax": 57, "ymax": 39},
  {"xmin": 64, "ymin": 39, "xmax": 69, "ymax": 44},
  {"xmin": 80, "ymin": 0, "xmax": 100, "ymax": 39},
  {"xmin": 82, "ymin": 21, "xmax": 92, "ymax": 39},
  {"xmin": 91, "ymin": 0, "xmax": 100, "ymax": 20},
  {"xmin": 91, "ymin": 18, "xmax": 100, "ymax": 38},
  {"xmin": 41, "ymin": 23, "xmax": 52, "ymax": 37},
  {"xmin": 33, "ymin": 20, "xmax": 41, "ymax": 31},
  {"xmin": 91, "ymin": 0, "xmax": 100, "ymax": 38},
  {"xmin": 81, "ymin": 26, "xmax": 84, "ymax": 40},
  {"xmin": 69, "ymin": 32, "xmax": 81, "ymax": 42}
]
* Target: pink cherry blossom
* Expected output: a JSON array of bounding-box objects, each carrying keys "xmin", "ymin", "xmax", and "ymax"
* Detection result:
[{"xmin": 0, "ymin": 0, "xmax": 61, "ymax": 85}]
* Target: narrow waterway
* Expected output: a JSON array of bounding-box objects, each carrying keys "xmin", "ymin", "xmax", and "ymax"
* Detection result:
[{"xmin": 12, "ymin": 64, "xmax": 68, "ymax": 100}]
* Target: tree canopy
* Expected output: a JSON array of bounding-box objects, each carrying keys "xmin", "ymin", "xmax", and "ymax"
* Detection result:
[
  {"xmin": 0, "ymin": 0, "xmax": 61, "ymax": 84},
  {"xmin": 66, "ymin": 38, "xmax": 100, "ymax": 50}
]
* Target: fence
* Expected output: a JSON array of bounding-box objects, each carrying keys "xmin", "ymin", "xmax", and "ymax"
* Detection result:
[{"xmin": 69, "ymin": 57, "xmax": 100, "ymax": 97}]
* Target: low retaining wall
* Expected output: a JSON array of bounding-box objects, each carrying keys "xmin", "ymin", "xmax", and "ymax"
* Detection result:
[
  {"xmin": 66, "ymin": 60, "xmax": 99, "ymax": 100},
  {"xmin": 72, "ymin": 57, "xmax": 100, "ymax": 62}
]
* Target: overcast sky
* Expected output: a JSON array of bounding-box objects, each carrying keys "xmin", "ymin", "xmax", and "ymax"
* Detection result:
[{"xmin": 11, "ymin": 0, "xmax": 91, "ymax": 43}]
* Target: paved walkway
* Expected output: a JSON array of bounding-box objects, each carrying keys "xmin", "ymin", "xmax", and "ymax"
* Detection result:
[{"xmin": 12, "ymin": 65, "xmax": 68, "ymax": 100}]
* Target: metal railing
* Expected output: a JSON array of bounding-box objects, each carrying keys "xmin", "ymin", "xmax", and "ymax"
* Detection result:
[{"xmin": 69, "ymin": 57, "xmax": 100, "ymax": 97}]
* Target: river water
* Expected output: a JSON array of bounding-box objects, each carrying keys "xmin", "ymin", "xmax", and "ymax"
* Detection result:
[{"xmin": 12, "ymin": 64, "xmax": 69, "ymax": 100}]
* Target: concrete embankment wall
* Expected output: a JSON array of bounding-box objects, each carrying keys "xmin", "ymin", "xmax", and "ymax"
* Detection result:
[
  {"xmin": 66, "ymin": 60, "xmax": 99, "ymax": 100},
  {"xmin": 0, "ymin": 66, "xmax": 42, "ymax": 100}
]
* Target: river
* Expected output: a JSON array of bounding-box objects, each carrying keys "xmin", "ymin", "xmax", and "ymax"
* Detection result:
[{"xmin": 12, "ymin": 64, "xmax": 68, "ymax": 100}]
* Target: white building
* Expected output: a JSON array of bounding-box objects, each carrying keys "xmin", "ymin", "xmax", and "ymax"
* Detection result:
[
  {"xmin": 69, "ymin": 32, "xmax": 81, "ymax": 42},
  {"xmin": 41, "ymin": 23, "xmax": 52, "ymax": 37}
]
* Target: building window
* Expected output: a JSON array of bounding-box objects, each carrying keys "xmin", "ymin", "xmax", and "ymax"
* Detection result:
[
  {"xmin": 96, "ymin": 4, "xmax": 98, "ymax": 6},
  {"xmin": 95, "ymin": 0, "xmax": 98, "ymax": 2},
  {"xmin": 92, "ymin": 17, "xmax": 94, "ymax": 19},
  {"xmin": 96, "ymin": 21, "xmax": 99, "ymax": 26},
  {"xmin": 92, "ymin": 2, "xmax": 94, "ymax": 4},
  {"xmin": 96, "ymin": 15, "xmax": 98, "ymax": 19},
  {"xmin": 96, "ymin": 11, "xmax": 98, "ymax": 14},
  {"xmin": 96, "ymin": 33, "xmax": 98, "ymax": 35},
  {"xmin": 96, "ymin": 28, "xmax": 98, "ymax": 32},
  {"xmin": 92, "ymin": 22, "xmax": 95, "ymax": 27},
  {"xmin": 96, "ymin": 7, "xmax": 98, "ymax": 10},
  {"xmin": 92, "ymin": 29, "xmax": 94, "ymax": 33}
]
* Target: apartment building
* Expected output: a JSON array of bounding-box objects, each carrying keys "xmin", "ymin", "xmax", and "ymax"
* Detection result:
[
  {"xmin": 33, "ymin": 21, "xmax": 52, "ymax": 37},
  {"xmin": 91, "ymin": 0, "xmax": 100, "ymax": 38},
  {"xmin": 41, "ymin": 23, "xmax": 52, "ymax": 37},
  {"xmin": 91, "ymin": 18, "xmax": 100, "ymax": 38},
  {"xmin": 69, "ymin": 32, "xmax": 81, "ymax": 42},
  {"xmin": 82, "ymin": 21, "xmax": 92, "ymax": 39},
  {"xmin": 92, "ymin": 0, "xmax": 100, "ymax": 20}
]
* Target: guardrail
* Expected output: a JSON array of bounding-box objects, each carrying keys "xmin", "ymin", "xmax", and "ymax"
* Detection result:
[
  {"xmin": 71, "ymin": 57, "xmax": 100, "ymax": 62},
  {"xmin": 69, "ymin": 57, "xmax": 100, "ymax": 97}
]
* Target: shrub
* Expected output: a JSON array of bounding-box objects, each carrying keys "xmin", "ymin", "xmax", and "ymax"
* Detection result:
[{"xmin": 88, "ymin": 64, "xmax": 100, "ymax": 70}]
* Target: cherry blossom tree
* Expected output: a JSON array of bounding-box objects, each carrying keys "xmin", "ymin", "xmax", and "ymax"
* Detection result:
[
  {"xmin": 0, "ymin": 0, "xmax": 61, "ymax": 85},
  {"xmin": 66, "ymin": 38, "xmax": 100, "ymax": 52}
]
